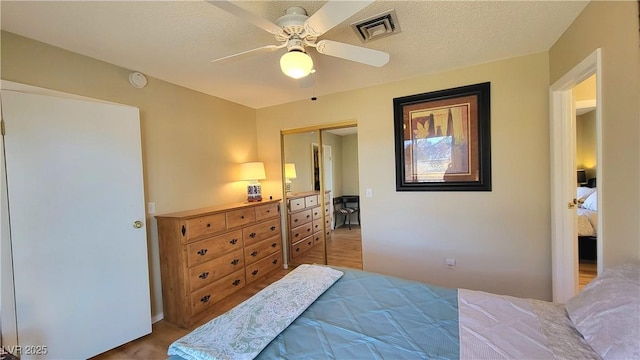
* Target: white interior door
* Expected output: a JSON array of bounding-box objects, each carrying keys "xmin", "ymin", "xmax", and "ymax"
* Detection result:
[{"xmin": 1, "ymin": 90, "xmax": 151, "ymax": 359}]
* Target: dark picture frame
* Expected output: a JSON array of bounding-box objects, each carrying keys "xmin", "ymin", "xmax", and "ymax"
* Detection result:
[{"xmin": 393, "ymin": 82, "xmax": 491, "ymax": 191}]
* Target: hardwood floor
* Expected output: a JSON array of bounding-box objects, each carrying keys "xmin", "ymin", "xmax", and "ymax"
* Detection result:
[
  {"xmin": 92, "ymin": 225, "xmax": 363, "ymax": 359},
  {"xmin": 579, "ymin": 261, "xmax": 597, "ymax": 290}
]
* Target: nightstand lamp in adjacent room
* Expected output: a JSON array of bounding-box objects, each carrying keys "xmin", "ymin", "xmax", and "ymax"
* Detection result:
[
  {"xmin": 284, "ymin": 163, "xmax": 297, "ymax": 195},
  {"xmin": 240, "ymin": 162, "xmax": 266, "ymax": 202}
]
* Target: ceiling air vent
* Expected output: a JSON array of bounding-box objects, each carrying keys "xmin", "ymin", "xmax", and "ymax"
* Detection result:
[{"xmin": 351, "ymin": 9, "xmax": 401, "ymax": 43}]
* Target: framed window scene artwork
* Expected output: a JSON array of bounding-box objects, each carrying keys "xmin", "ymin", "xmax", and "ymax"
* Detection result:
[{"xmin": 393, "ymin": 82, "xmax": 491, "ymax": 191}]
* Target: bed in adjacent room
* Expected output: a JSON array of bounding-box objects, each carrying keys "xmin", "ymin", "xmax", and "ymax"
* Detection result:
[
  {"xmin": 168, "ymin": 263, "xmax": 639, "ymax": 360},
  {"xmin": 577, "ymin": 186, "xmax": 598, "ymax": 261}
]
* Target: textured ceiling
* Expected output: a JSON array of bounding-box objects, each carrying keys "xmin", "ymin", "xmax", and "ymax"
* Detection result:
[{"xmin": 1, "ymin": 1, "xmax": 588, "ymax": 109}]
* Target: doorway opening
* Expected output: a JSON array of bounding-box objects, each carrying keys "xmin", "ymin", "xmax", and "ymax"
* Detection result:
[{"xmin": 549, "ymin": 49, "xmax": 602, "ymax": 303}]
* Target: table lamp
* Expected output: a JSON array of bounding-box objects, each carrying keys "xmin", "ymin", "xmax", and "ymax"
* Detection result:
[
  {"xmin": 240, "ymin": 162, "xmax": 266, "ymax": 202},
  {"xmin": 284, "ymin": 163, "xmax": 297, "ymax": 195}
]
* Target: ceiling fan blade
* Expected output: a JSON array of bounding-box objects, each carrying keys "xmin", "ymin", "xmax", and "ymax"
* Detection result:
[
  {"xmin": 207, "ymin": 1, "xmax": 284, "ymax": 36},
  {"xmin": 211, "ymin": 44, "xmax": 284, "ymax": 63},
  {"xmin": 304, "ymin": 0, "xmax": 374, "ymax": 37},
  {"xmin": 315, "ymin": 40, "xmax": 390, "ymax": 67}
]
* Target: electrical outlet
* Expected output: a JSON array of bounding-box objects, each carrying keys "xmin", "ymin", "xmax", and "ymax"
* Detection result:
[
  {"xmin": 366, "ymin": 188, "xmax": 373, "ymax": 198},
  {"xmin": 446, "ymin": 258, "xmax": 456, "ymax": 267}
]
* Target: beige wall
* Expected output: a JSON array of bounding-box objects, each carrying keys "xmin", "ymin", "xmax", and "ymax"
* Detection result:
[
  {"xmin": 550, "ymin": 1, "xmax": 640, "ymax": 266},
  {"xmin": 258, "ymin": 52, "xmax": 553, "ymax": 300},
  {"xmin": 1, "ymin": 31, "xmax": 258, "ymax": 319},
  {"xmin": 342, "ymin": 134, "xmax": 360, "ymax": 196},
  {"xmin": 576, "ymin": 110, "xmax": 597, "ymax": 179}
]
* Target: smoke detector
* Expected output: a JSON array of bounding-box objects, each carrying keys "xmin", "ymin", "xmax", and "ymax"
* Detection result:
[{"xmin": 351, "ymin": 9, "xmax": 401, "ymax": 43}]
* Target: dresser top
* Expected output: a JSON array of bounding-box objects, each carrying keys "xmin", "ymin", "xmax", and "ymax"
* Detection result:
[{"xmin": 155, "ymin": 199, "xmax": 281, "ymax": 219}]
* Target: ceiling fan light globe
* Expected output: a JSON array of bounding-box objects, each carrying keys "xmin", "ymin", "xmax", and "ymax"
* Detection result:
[{"xmin": 280, "ymin": 51, "xmax": 313, "ymax": 79}]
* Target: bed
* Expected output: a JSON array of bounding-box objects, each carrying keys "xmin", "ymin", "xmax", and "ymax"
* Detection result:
[
  {"xmin": 168, "ymin": 263, "xmax": 639, "ymax": 360},
  {"xmin": 577, "ymin": 186, "xmax": 598, "ymax": 260}
]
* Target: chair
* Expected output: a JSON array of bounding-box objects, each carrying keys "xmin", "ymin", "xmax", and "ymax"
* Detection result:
[{"xmin": 333, "ymin": 195, "xmax": 360, "ymax": 230}]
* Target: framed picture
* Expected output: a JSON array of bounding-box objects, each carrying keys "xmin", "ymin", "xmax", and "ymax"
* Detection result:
[{"xmin": 393, "ymin": 82, "xmax": 491, "ymax": 191}]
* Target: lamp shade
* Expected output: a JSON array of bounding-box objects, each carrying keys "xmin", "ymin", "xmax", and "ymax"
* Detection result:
[
  {"xmin": 577, "ymin": 169, "xmax": 587, "ymax": 184},
  {"xmin": 240, "ymin": 162, "xmax": 266, "ymax": 181},
  {"xmin": 280, "ymin": 51, "xmax": 313, "ymax": 79},
  {"xmin": 284, "ymin": 163, "xmax": 297, "ymax": 179}
]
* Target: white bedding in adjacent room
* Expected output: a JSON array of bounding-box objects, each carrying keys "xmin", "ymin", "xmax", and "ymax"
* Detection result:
[{"xmin": 577, "ymin": 207, "xmax": 598, "ymax": 236}]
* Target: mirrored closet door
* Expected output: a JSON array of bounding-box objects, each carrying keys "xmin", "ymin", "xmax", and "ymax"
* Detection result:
[
  {"xmin": 280, "ymin": 123, "xmax": 363, "ymax": 270},
  {"xmin": 282, "ymin": 130, "xmax": 327, "ymax": 266}
]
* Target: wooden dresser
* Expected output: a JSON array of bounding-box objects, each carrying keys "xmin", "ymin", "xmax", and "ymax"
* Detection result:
[
  {"xmin": 155, "ymin": 199, "xmax": 282, "ymax": 328},
  {"xmin": 286, "ymin": 191, "xmax": 330, "ymax": 263}
]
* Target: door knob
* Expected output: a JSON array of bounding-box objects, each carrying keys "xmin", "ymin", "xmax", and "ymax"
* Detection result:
[{"xmin": 133, "ymin": 220, "xmax": 144, "ymax": 229}]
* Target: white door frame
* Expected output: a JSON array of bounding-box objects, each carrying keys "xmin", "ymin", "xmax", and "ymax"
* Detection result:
[{"xmin": 549, "ymin": 49, "xmax": 602, "ymax": 303}]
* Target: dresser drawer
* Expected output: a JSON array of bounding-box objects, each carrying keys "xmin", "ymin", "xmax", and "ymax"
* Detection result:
[
  {"xmin": 313, "ymin": 231, "xmax": 324, "ymax": 246},
  {"xmin": 191, "ymin": 269, "xmax": 245, "ymax": 315},
  {"xmin": 255, "ymin": 202, "xmax": 279, "ymax": 221},
  {"xmin": 311, "ymin": 219, "xmax": 323, "ymax": 233},
  {"xmin": 188, "ymin": 248, "xmax": 244, "ymax": 292},
  {"xmin": 290, "ymin": 222, "xmax": 313, "ymax": 243},
  {"xmin": 312, "ymin": 206, "xmax": 322, "ymax": 220},
  {"xmin": 184, "ymin": 213, "xmax": 226, "ymax": 241},
  {"xmin": 290, "ymin": 237, "xmax": 314, "ymax": 260},
  {"xmin": 245, "ymin": 251, "xmax": 282, "ymax": 284},
  {"xmin": 304, "ymin": 195, "xmax": 318, "ymax": 207},
  {"xmin": 289, "ymin": 209, "xmax": 312, "ymax": 227},
  {"xmin": 186, "ymin": 230, "xmax": 243, "ymax": 267},
  {"xmin": 288, "ymin": 197, "xmax": 305, "ymax": 211},
  {"xmin": 227, "ymin": 208, "xmax": 255, "ymax": 228},
  {"xmin": 243, "ymin": 218, "xmax": 280, "ymax": 246},
  {"xmin": 244, "ymin": 235, "xmax": 281, "ymax": 265}
]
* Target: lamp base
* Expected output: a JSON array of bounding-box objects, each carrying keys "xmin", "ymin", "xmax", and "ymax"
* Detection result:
[
  {"xmin": 247, "ymin": 182, "xmax": 262, "ymax": 202},
  {"xmin": 285, "ymin": 179, "xmax": 292, "ymax": 195}
]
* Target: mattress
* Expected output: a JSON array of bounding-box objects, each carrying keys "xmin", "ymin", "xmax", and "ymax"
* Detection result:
[
  {"xmin": 577, "ymin": 208, "xmax": 597, "ymax": 237},
  {"xmin": 169, "ymin": 265, "xmax": 600, "ymax": 360}
]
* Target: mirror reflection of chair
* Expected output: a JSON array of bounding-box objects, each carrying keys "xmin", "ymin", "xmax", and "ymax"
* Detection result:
[{"xmin": 333, "ymin": 195, "xmax": 360, "ymax": 230}]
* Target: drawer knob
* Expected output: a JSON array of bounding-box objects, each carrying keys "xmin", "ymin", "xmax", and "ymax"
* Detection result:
[
  {"xmin": 270, "ymin": 226, "xmax": 276, "ymax": 231},
  {"xmin": 199, "ymin": 272, "xmax": 209, "ymax": 280},
  {"xmin": 231, "ymin": 259, "xmax": 239, "ymax": 265},
  {"xmin": 294, "ymin": 233, "xmax": 299, "ymax": 238},
  {"xmin": 295, "ymin": 247, "xmax": 300, "ymax": 252},
  {"xmin": 266, "ymin": 210, "xmax": 271, "ymax": 213},
  {"xmin": 197, "ymin": 249, "xmax": 208, "ymax": 256},
  {"xmin": 308, "ymin": 241, "xmax": 312, "ymax": 245},
  {"xmin": 200, "ymin": 295, "xmax": 211, "ymax": 303},
  {"xmin": 249, "ymin": 232, "xmax": 257, "ymax": 238},
  {"xmin": 241, "ymin": 215, "xmax": 245, "ymax": 219},
  {"xmin": 181, "ymin": 225, "xmax": 186, "ymax": 236},
  {"xmin": 271, "ymin": 242, "xmax": 277, "ymax": 248},
  {"xmin": 272, "ymin": 259, "xmax": 278, "ymax": 265},
  {"xmin": 306, "ymin": 215, "xmax": 310, "ymax": 218},
  {"xmin": 232, "ymin": 279, "xmax": 241, "ymax": 286},
  {"xmin": 206, "ymin": 223, "xmax": 211, "ymax": 228},
  {"xmin": 229, "ymin": 239, "xmax": 238, "ymax": 245},
  {"xmin": 294, "ymin": 219, "xmax": 298, "ymax": 223},
  {"xmin": 251, "ymin": 270, "xmax": 259, "ymax": 276},
  {"xmin": 251, "ymin": 251, "xmax": 258, "ymax": 257}
]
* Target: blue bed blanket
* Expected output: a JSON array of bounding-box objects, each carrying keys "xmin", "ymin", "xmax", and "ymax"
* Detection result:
[{"xmin": 256, "ymin": 267, "xmax": 459, "ymax": 359}]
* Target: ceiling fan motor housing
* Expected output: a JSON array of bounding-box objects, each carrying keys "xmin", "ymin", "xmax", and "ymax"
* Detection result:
[{"xmin": 275, "ymin": 6, "xmax": 313, "ymax": 42}]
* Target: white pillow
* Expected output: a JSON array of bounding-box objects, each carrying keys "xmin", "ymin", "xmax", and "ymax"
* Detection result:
[
  {"xmin": 566, "ymin": 263, "xmax": 640, "ymax": 360},
  {"xmin": 577, "ymin": 186, "xmax": 596, "ymax": 202},
  {"xmin": 582, "ymin": 191, "xmax": 598, "ymax": 211}
]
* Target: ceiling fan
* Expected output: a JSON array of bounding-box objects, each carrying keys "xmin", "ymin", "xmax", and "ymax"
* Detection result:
[{"xmin": 208, "ymin": 0, "xmax": 390, "ymax": 79}]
